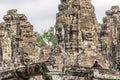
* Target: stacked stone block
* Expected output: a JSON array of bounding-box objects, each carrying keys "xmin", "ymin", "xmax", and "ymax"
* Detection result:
[
  {"xmin": 101, "ymin": 5, "xmax": 120, "ymax": 69},
  {"xmin": 0, "ymin": 9, "xmax": 40, "ymax": 70},
  {"xmin": 56, "ymin": 0, "xmax": 110, "ymax": 69}
]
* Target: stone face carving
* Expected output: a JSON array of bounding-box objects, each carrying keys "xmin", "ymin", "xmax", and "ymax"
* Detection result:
[
  {"xmin": 81, "ymin": 23, "xmax": 95, "ymax": 41},
  {"xmin": 56, "ymin": 0, "xmax": 98, "ymax": 53}
]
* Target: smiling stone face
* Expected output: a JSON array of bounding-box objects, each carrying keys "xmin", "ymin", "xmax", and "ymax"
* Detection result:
[{"xmin": 82, "ymin": 25, "xmax": 95, "ymax": 41}]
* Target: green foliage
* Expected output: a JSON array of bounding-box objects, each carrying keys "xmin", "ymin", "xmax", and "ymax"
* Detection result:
[
  {"xmin": 37, "ymin": 34, "xmax": 47, "ymax": 47},
  {"xmin": 98, "ymin": 23, "xmax": 102, "ymax": 28},
  {"xmin": 37, "ymin": 27, "xmax": 57, "ymax": 47}
]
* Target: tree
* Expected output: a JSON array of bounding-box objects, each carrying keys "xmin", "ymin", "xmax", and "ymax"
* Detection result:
[
  {"xmin": 37, "ymin": 33, "xmax": 47, "ymax": 47},
  {"xmin": 37, "ymin": 27, "xmax": 57, "ymax": 47}
]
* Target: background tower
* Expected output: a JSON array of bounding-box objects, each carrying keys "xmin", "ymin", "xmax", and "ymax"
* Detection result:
[{"xmin": 101, "ymin": 6, "xmax": 120, "ymax": 70}]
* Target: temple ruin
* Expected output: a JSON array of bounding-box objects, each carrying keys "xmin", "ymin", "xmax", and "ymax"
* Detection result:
[
  {"xmin": 56, "ymin": 0, "xmax": 110, "ymax": 69},
  {"xmin": 0, "ymin": 0, "xmax": 120, "ymax": 80}
]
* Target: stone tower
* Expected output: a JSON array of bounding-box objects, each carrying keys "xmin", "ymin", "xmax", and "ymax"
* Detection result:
[
  {"xmin": 56, "ymin": 0, "xmax": 109, "ymax": 68},
  {"xmin": 56, "ymin": 0, "xmax": 98, "ymax": 53},
  {"xmin": 0, "ymin": 9, "xmax": 40, "ymax": 70},
  {"xmin": 101, "ymin": 6, "xmax": 120, "ymax": 69}
]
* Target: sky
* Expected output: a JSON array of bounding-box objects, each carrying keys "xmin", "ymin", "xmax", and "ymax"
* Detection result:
[{"xmin": 0, "ymin": 0, "xmax": 120, "ymax": 34}]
